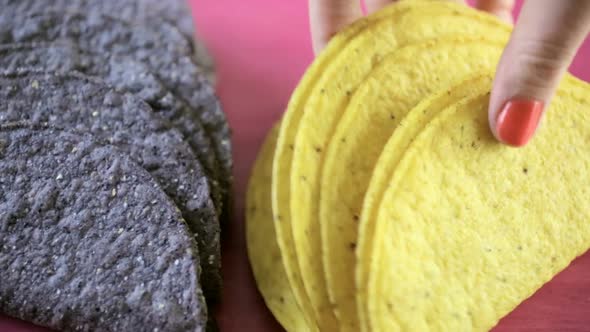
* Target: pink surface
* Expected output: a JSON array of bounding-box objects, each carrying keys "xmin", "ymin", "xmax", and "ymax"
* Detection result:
[{"xmin": 1, "ymin": 1, "xmax": 589, "ymax": 331}]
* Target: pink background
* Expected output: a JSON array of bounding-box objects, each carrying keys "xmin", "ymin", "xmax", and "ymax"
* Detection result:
[{"xmin": 2, "ymin": 1, "xmax": 589, "ymax": 331}]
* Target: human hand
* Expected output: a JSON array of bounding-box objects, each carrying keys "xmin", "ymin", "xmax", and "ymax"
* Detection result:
[{"xmin": 309, "ymin": 0, "xmax": 590, "ymax": 147}]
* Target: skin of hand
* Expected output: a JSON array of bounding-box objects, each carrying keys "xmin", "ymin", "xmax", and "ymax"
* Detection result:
[{"xmin": 309, "ymin": 0, "xmax": 590, "ymax": 147}]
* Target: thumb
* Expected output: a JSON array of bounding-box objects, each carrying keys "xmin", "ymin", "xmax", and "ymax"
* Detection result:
[
  {"xmin": 309, "ymin": 0, "xmax": 363, "ymax": 55},
  {"xmin": 489, "ymin": 0, "xmax": 590, "ymax": 147}
]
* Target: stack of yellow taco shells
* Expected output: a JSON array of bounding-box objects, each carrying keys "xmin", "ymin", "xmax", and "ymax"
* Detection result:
[{"xmin": 246, "ymin": 1, "xmax": 590, "ymax": 331}]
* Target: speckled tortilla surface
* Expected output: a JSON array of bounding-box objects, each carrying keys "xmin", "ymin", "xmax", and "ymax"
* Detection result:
[
  {"xmin": 0, "ymin": 42, "xmax": 222, "ymax": 217},
  {"xmin": 246, "ymin": 124, "xmax": 315, "ymax": 332},
  {"xmin": 0, "ymin": 124, "xmax": 207, "ymax": 332},
  {"xmin": 0, "ymin": 0, "xmax": 216, "ymax": 79},
  {"xmin": 0, "ymin": 70, "xmax": 221, "ymax": 302},
  {"xmin": 0, "ymin": 11, "xmax": 232, "ymax": 216},
  {"xmin": 367, "ymin": 84, "xmax": 590, "ymax": 331}
]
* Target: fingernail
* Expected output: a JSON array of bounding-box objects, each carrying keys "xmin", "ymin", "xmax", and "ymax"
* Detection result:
[{"xmin": 496, "ymin": 99, "xmax": 544, "ymax": 147}]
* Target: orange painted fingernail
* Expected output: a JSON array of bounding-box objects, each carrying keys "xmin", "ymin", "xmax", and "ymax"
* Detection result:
[{"xmin": 496, "ymin": 99, "xmax": 544, "ymax": 147}]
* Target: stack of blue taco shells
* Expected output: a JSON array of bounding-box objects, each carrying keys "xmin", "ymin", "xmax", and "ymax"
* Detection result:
[{"xmin": 0, "ymin": 1, "xmax": 231, "ymax": 331}]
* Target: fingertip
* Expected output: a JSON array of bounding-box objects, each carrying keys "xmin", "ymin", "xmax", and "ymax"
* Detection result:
[
  {"xmin": 309, "ymin": 0, "xmax": 363, "ymax": 55},
  {"xmin": 488, "ymin": 0, "xmax": 590, "ymax": 146},
  {"xmin": 311, "ymin": 38, "xmax": 326, "ymax": 56},
  {"xmin": 365, "ymin": 0, "xmax": 394, "ymax": 15},
  {"xmin": 495, "ymin": 10, "xmax": 514, "ymax": 25},
  {"xmin": 475, "ymin": 0, "xmax": 515, "ymax": 24}
]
